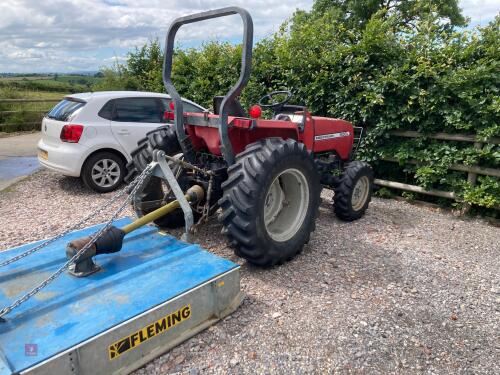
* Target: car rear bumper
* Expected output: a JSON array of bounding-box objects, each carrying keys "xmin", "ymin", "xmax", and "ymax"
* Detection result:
[{"xmin": 37, "ymin": 139, "xmax": 87, "ymax": 177}]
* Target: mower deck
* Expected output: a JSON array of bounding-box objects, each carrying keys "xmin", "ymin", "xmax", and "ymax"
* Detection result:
[{"xmin": 0, "ymin": 217, "xmax": 242, "ymax": 375}]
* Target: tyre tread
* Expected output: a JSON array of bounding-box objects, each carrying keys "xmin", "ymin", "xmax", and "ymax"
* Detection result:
[
  {"xmin": 333, "ymin": 161, "xmax": 374, "ymax": 221},
  {"xmin": 219, "ymin": 138, "xmax": 321, "ymax": 267}
]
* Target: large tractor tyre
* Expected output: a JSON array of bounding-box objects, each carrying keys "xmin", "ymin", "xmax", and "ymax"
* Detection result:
[
  {"xmin": 125, "ymin": 125, "xmax": 195, "ymax": 229},
  {"xmin": 125, "ymin": 125, "xmax": 180, "ymax": 181},
  {"xmin": 219, "ymin": 138, "xmax": 321, "ymax": 267},
  {"xmin": 333, "ymin": 161, "xmax": 374, "ymax": 221}
]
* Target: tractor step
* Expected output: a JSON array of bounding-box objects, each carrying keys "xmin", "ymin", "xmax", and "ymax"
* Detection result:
[{"xmin": 0, "ymin": 217, "xmax": 242, "ymax": 375}]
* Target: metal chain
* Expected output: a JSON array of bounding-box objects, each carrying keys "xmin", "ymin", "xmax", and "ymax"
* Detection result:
[
  {"xmin": 192, "ymin": 174, "xmax": 219, "ymax": 234},
  {"xmin": 201, "ymin": 175, "xmax": 214, "ymax": 220},
  {"xmin": 0, "ymin": 165, "xmax": 154, "ymax": 319},
  {"xmin": 1, "ymin": 182, "xmax": 136, "ymax": 268}
]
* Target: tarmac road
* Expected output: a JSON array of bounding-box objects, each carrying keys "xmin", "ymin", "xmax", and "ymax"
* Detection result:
[{"xmin": 0, "ymin": 132, "xmax": 41, "ymax": 191}]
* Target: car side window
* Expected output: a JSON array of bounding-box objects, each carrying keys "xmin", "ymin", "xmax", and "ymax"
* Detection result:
[
  {"xmin": 98, "ymin": 100, "xmax": 114, "ymax": 120},
  {"xmin": 113, "ymin": 98, "xmax": 163, "ymax": 123},
  {"xmin": 159, "ymin": 98, "xmax": 203, "ymax": 113},
  {"xmin": 183, "ymin": 102, "xmax": 204, "ymax": 113},
  {"xmin": 159, "ymin": 98, "xmax": 172, "ymax": 112}
]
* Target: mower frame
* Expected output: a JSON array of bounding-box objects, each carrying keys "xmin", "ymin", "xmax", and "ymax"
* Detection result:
[{"xmin": 133, "ymin": 150, "xmax": 195, "ymax": 242}]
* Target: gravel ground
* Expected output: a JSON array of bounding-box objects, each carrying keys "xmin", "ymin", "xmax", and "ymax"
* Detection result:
[{"xmin": 0, "ymin": 170, "xmax": 499, "ymax": 374}]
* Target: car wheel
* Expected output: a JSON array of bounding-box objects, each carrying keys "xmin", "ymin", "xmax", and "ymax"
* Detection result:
[{"xmin": 82, "ymin": 151, "xmax": 125, "ymax": 193}]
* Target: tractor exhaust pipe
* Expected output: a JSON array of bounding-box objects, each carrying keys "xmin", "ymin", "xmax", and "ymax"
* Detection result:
[{"xmin": 66, "ymin": 185, "xmax": 205, "ymax": 277}]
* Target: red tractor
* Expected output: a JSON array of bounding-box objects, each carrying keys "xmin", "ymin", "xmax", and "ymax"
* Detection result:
[{"xmin": 126, "ymin": 7, "xmax": 374, "ymax": 266}]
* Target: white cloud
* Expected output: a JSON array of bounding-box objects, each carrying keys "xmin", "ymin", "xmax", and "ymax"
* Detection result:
[
  {"xmin": 0, "ymin": 0, "xmax": 311, "ymax": 72},
  {"xmin": 459, "ymin": 0, "xmax": 499, "ymax": 24},
  {"xmin": 0, "ymin": 0, "xmax": 497, "ymax": 73}
]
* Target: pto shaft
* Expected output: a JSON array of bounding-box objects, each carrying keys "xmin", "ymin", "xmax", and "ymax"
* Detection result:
[
  {"xmin": 66, "ymin": 185, "xmax": 204, "ymax": 276},
  {"xmin": 122, "ymin": 184, "xmax": 204, "ymax": 234}
]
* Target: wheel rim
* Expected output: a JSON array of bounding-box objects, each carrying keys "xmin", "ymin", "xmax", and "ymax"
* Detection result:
[
  {"xmin": 351, "ymin": 175, "xmax": 370, "ymax": 211},
  {"xmin": 264, "ymin": 168, "xmax": 309, "ymax": 242},
  {"xmin": 91, "ymin": 158, "xmax": 121, "ymax": 188}
]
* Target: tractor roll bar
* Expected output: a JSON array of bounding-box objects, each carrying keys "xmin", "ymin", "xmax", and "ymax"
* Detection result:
[{"xmin": 163, "ymin": 7, "xmax": 254, "ymax": 165}]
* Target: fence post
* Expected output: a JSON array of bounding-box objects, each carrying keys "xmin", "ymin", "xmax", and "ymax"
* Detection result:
[
  {"xmin": 461, "ymin": 141, "xmax": 482, "ymax": 215},
  {"xmin": 466, "ymin": 141, "xmax": 483, "ymax": 186}
]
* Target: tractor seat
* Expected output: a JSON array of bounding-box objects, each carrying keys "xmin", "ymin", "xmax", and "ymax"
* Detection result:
[
  {"xmin": 274, "ymin": 113, "xmax": 304, "ymax": 124},
  {"xmin": 275, "ymin": 114, "xmax": 291, "ymax": 121},
  {"xmin": 213, "ymin": 96, "xmax": 247, "ymax": 117}
]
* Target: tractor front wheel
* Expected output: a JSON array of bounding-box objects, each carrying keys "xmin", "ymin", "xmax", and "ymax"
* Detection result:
[
  {"xmin": 333, "ymin": 161, "xmax": 374, "ymax": 221},
  {"xmin": 219, "ymin": 138, "xmax": 321, "ymax": 266}
]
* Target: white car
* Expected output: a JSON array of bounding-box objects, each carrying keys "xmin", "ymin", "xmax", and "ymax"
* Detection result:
[{"xmin": 38, "ymin": 91, "xmax": 206, "ymax": 192}]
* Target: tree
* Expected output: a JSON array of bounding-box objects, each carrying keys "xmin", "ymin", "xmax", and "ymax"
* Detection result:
[
  {"xmin": 310, "ymin": 0, "xmax": 466, "ymax": 28},
  {"xmin": 91, "ymin": 0, "xmax": 498, "ymax": 210},
  {"xmin": 125, "ymin": 39, "xmax": 164, "ymax": 92}
]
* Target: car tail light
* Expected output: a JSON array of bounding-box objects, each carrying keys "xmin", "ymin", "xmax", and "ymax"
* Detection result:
[{"xmin": 60, "ymin": 124, "xmax": 84, "ymax": 143}]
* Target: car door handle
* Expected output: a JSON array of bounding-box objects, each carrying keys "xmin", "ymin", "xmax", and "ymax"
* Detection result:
[{"xmin": 117, "ymin": 130, "xmax": 130, "ymax": 135}]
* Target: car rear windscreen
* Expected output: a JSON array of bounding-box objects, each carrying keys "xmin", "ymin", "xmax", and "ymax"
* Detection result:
[{"xmin": 47, "ymin": 99, "xmax": 85, "ymax": 121}]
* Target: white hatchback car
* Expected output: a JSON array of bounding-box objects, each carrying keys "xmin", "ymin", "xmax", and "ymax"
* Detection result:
[{"xmin": 38, "ymin": 91, "xmax": 206, "ymax": 192}]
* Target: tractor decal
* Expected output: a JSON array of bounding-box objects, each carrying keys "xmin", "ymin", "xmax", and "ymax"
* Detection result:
[
  {"xmin": 314, "ymin": 132, "xmax": 351, "ymax": 141},
  {"xmin": 108, "ymin": 305, "xmax": 191, "ymax": 360}
]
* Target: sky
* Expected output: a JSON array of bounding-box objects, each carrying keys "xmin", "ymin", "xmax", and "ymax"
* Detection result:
[{"xmin": 0, "ymin": 0, "xmax": 498, "ymax": 74}]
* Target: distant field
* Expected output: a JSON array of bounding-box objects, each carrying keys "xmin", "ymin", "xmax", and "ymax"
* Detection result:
[
  {"xmin": 0, "ymin": 74, "xmax": 104, "ymax": 132},
  {"xmin": 0, "ymin": 74, "xmax": 101, "ymax": 83},
  {"xmin": 0, "ymin": 89, "xmax": 63, "ymax": 99},
  {"xmin": 55, "ymin": 75, "xmax": 101, "ymax": 84},
  {"xmin": 0, "ymin": 74, "xmax": 102, "ymax": 94},
  {"xmin": 0, "ymin": 75, "xmax": 53, "ymax": 81}
]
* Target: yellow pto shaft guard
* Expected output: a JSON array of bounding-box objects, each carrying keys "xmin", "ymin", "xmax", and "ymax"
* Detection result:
[
  {"xmin": 65, "ymin": 185, "xmax": 205, "ymax": 277},
  {"xmin": 122, "ymin": 184, "xmax": 204, "ymax": 234}
]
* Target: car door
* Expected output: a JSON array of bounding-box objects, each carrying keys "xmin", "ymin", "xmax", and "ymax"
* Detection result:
[{"xmin": 110, "ymin": 97, "xmax": 164, "ymax": 154}]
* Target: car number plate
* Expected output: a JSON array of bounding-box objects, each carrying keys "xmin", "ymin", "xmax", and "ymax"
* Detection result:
[{"xmin": 38, "ymin": 149, "xmax": 48, "ymax": 160}]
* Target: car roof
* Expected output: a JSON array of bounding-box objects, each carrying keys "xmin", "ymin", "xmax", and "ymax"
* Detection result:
[{"xmin": 66, "ymin": 91, "xmax": 206, "ymax": 110}]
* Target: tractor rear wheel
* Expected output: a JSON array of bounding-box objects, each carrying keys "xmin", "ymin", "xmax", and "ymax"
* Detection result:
[
  {"xmin": 219, "ymin": 138, "xmax": 321, "ymax": 266},
  {"xmin": 333, "ymin": 161, "xmax": 373, "ymax": 221},
  {"xmin": 126, "ymin": 125, "xmax": 194, "ymax": 228},
  {"xmin": 125, "ymin": 125, "xmax": 180, "ymax": 180}
]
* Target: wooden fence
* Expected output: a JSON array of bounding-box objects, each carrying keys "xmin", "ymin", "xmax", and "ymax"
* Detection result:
[
  {"xmin": 1, "ymin": 98, "xmax": 498, "ymax": 209},
  {"xmin": 0, "ymin": 98, "xmax": 61, "ymax": 132},
  {"xmin": 375, "ymin": 130, "xmax": 500, "ymax": 208}
]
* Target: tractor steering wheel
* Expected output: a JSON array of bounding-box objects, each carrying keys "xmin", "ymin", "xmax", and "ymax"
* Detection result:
[{"xmin": 258, "ymin": 90, "xmax": 293, "ymax": 109}]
